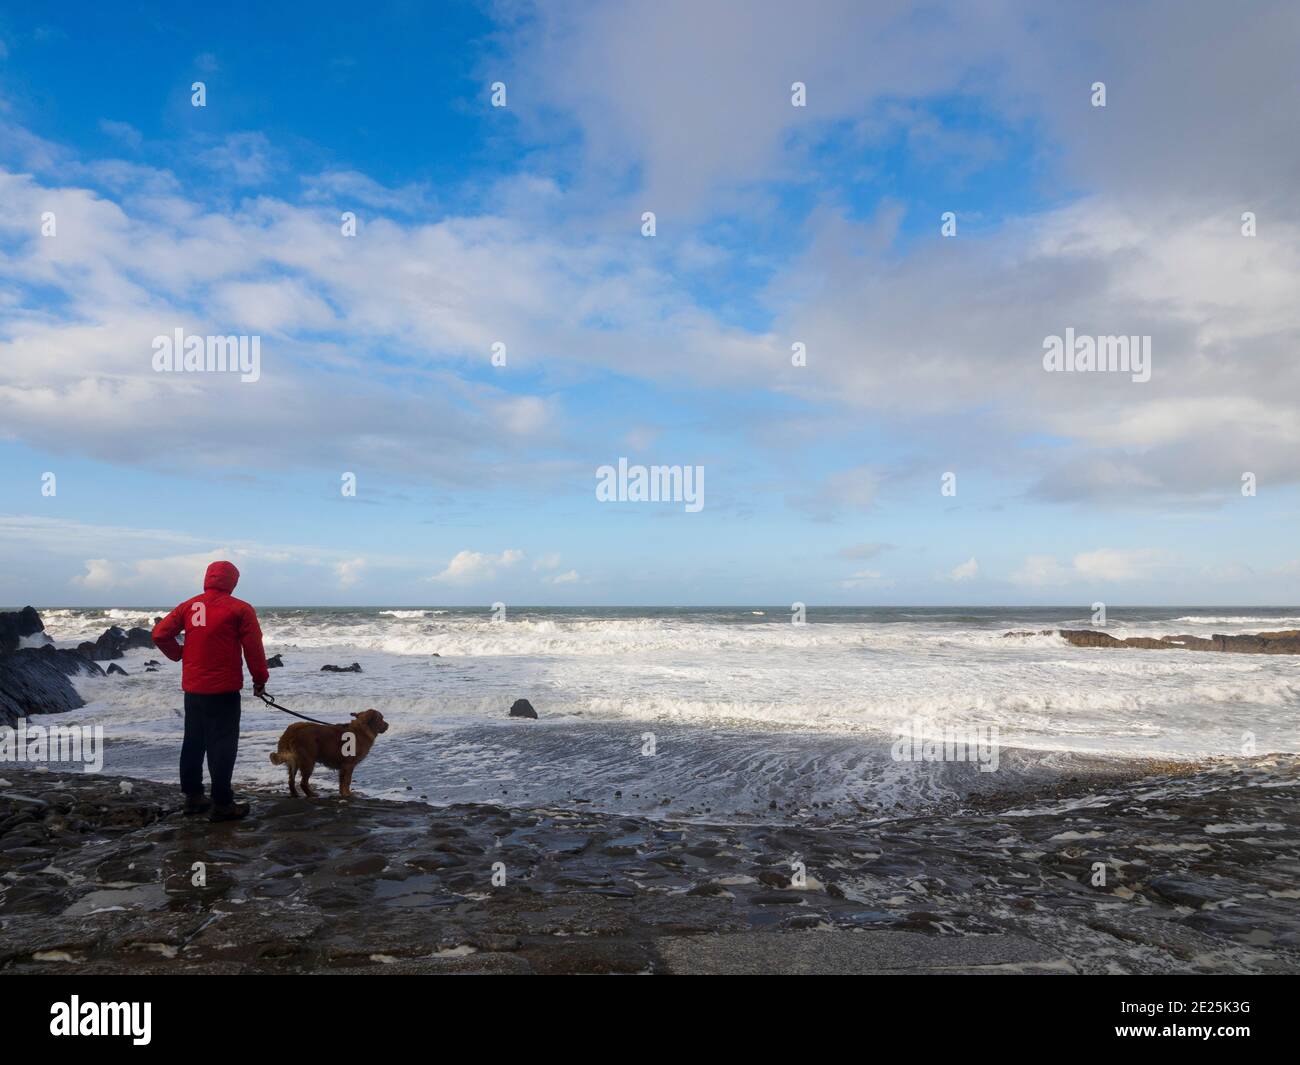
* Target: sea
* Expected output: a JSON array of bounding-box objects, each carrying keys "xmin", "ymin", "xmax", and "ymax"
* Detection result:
[{"xmin": 26, "ymin": 606, "xmax": 1300, "ymax": 819}]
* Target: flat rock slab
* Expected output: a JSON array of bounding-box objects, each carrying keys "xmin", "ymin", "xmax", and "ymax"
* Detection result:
[
  {"xmin": 2, "ymin": 758, "xmax": 1299, "ymax": 974},
  {"xmin": 321, "ymin": 953, "xmax": 534, "ymax": 975},
  {"xmin": 655, "ymin": 930, "xmax": 1072, "ymax": 975}
]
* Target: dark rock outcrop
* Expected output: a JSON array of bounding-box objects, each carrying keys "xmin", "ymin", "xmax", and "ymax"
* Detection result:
[
  {"xmin": 0, "ymin": 606, "xmax": 45, "ymax": 654},
  {"xmin": 106, "ymin": 664, "xmax": 128, "ymax": 676},
  {"xmin": 267, "ymin": 654, "xmax": 284, "ymax": 669},
  {"xmin": 123, "ymin": 626, "xmax": 156, "ymax": 650},
  {"xmin": 1057, "ymin": 628, "xmax": 1300, "ymax": 655},
  {"xmin": 71, "ymin": 625, "xmax": 157, "ymax": 662},
  {"xmin": 90, "ymin": 627, "xmax": 126, "ymax": 661},
  {"xmin": 509, "ymin": 698, "xmax": 538, "ymax": 719},
  {"xmin": 33, "ymin": 644, "xmax": 109, "ymax": 678},
  {"xmin": 0, "ymin": 648, "xmax": 104, "ymax": 728},
  {"xmin": 321, "ymin": 662, "xmax": 362, "ymax": 673}
]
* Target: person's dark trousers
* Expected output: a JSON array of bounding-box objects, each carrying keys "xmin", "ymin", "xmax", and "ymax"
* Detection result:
[{"xmin": 180, "ymin": 691, "xmax": 242, "ymax": 807}]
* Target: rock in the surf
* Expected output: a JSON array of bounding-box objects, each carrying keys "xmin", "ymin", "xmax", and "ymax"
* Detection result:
[
  {"xmin": 321, "ymin": 662, "xmax": 362, "ymax": 673},
  {"xmin": 0, "ymin": 647, "xmax": 104, "ymax": 728},
  {"xmin": 267, "ymin": 654, "xmax": 284, "ymax": 668},
  {"xmin": 86, "ymin": 626, "xmax": 128, "ymax": 661},
  {"xmin": 0, "ymin": 606, "xmax": 45, "ymax": 654},
  {"xmin": 1056, "ymin": 628, "xmax": 1300, "ymax": 654},
  {"xmin": 71, "ymin": 624, "xmax": 156, "ymax": 663},
  {"xmin": 509, "ymin": 698, "xmax": 538, "ymax": 719},
  {"xmin": 123, "ymin": 626, "xmax": 156, "ymax": 650}
]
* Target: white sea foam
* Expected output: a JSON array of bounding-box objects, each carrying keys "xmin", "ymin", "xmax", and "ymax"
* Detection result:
[
  {"xmin": 256, "ymin": 616, "xmax": 1073, "ymax": 658},
  {"xmin": 31, "ymin": 606, "xmax": 1300, "ymax": 812},
  {"xmin": 1172, "ymin": 615, "xmax": 1300, "ymax": 625},
  {"xmin": 102, "ymin": 609, "xmax": 156, "ymax": 622}
]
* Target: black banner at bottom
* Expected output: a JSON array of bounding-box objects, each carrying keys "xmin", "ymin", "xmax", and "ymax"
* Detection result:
[{"xmin": 0, "ymin": 973, "xmax": 1284, "ymax": 1050}]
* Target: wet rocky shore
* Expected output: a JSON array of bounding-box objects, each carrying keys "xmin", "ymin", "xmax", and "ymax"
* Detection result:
[{"xmin": 2, "ymin": 757, "xmax": 1298, "ymax": 975}]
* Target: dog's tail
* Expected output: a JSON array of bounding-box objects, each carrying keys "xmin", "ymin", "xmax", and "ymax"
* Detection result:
[{"xmin": 269, "ymin": 750, "xmax": 285, "ymax": 766}]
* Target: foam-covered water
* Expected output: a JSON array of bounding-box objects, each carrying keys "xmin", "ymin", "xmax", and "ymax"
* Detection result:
[{"xmin": 30, "ymin": 606, "xmax": 1300, "ymax": 815}]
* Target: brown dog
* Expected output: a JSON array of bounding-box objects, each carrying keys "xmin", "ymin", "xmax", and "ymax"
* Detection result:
[{"xmin": 269, "ymin": 709, "xmax": 389, "ymax": 798}]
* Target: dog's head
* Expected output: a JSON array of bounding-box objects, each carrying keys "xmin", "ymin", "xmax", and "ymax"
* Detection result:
[{"xmin": 351, "ymin": 709, "xmax": 389, "ymax": 734}]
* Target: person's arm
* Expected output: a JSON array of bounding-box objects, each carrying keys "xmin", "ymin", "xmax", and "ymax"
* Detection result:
[
  {"xmin": 151, "ymin": 604, "xmax": 187, "ymax": 662},
  {"xmin": 239, "ymin": 605, "xmax": 270, "ymax": 694}
]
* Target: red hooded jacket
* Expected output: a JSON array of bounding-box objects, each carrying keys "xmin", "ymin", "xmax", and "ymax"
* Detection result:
[{"xmin": 152, "ymin": 561, "xmax": 270, "ymax": 695}]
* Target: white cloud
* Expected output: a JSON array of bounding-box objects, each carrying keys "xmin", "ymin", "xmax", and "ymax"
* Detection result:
[
  {"xmin": 301, "ymin": 170, "xmax": 436, "ymax": 214},
  {"xmin": 1072, "ymin": 548, "xmax": 1166, "ymax": 583},
  {"xmin": 0, "ymin": 152, "xmax": 757, "ymax": 490},
  {"xmin": 509, "ymin": 2, "xmax": 1300, "ymax": 215},
  {"xmin": 199, "ymin": 132, "xmax": 275, "ymax": 185},
  {"xmin": 72, "ymin": 548, "xmax": 237, "ymax": 592},
  {"xmin": 623, "ymin": 426, "xmax": 660, "ymax": 451},
  {"xmin": 840, "ymin": 568, "xmax": 891, "ymax": 590},
  {"xmin": 1011, "ymin": 548, "xmax": 1169, "ymax": 586},
  {"xmin": 1010, "ymin": 555, "xmax": 1070, "ymax": 587},
  {"xmin": 545, "ymin": 569, "xmax": 580, "ymax": 585},
  {"xmin": 99, "ymin": 120, "xmax": 142, "ymax": 150},
  {"xmin": 493, "ymin": 394, "xmax": 552, "ymax": 436},
  {"xmin": 430, "ymin": 548, "xmax": 524, "ymax": 585},
  {"xmin": 72, "ymin": 559, "xmax": 122, "ymax": 590},
  {"xmin": 334, "ymin": 558, "xmax": 366, "ymax": 588},
  {"xmin": 0, "ymin": 516, "xmax": 400, "ymax": 601},
  {"xmin": 770, "ymin": 196, "xmax": 1300, "ymax": 505},
  {"xmin": 788, "ymin": 466, "xmax": 881, "ymax": 520},
  {"xmin": 505, "ymin": 1, "xmax": 1012, "ymax": 215},
  {"xmin": 211, "ymin": 278, "xmax": 338, "ymax": 332},
  {"xmin": 1, "ymin": 1, "xmax": 1298, "ymax": 532},
  {"xmin": 939, "ymin": 558, "xmax": 979, "ymax": 583}
]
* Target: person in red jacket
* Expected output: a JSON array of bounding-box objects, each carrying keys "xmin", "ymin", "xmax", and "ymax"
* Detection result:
[{"xmin": 152, "ymin": 560, "xmax": 269, "ymax": 821}]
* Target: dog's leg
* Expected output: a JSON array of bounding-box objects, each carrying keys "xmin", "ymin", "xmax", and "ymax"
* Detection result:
[
  {"xmin": 339, "ymin": 764, "xmax": 354, "ymax": 798},
  {"xmin": 287, "ymin": 762, "xmax": 298, "ymax": 798},
  {"xmin": 300, "ymin": 762, "xmax": 315, "ymax": 798}
]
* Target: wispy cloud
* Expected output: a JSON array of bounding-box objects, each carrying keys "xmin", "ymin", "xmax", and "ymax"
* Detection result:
[
  {"xmin": 430, "ymin": 549, "xmax": 525, "ymax": 585},
  {"xmin": 1011, "ymin": 548, "xmax": 1171, "ymax": 587},
  {"xmin": 938, "ymin": 558, "xmax": 979, "ymax": 583}
]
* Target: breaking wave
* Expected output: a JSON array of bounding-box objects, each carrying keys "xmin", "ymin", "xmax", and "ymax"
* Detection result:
[{"xmin": 35, "ymin": 605, "xmax": 1300, "ymax": 787}]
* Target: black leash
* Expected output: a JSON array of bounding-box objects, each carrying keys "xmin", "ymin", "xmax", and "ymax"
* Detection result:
[{"xmin": 255, "ymin": 691, "xmax": 334, "ymax": 726}]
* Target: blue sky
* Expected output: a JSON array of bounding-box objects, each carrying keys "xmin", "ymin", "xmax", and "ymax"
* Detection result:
[{"xmin": 1, "ymin": 1, "xmax": 1299, "ymax": 607}]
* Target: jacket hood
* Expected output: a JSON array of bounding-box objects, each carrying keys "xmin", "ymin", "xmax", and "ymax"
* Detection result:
[{"xmin": 203, "ymin": 560, "xmax": 240, "ymax": 593}]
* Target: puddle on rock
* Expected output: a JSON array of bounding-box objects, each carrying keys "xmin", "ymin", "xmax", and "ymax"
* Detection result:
[{"xmin": 62, "ymin": 882, "xmax": 168, "ymax": 917}]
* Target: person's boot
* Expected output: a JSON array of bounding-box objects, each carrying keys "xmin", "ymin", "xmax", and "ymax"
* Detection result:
[
  {"xmin": 208, "ymin": 800, "xmax": 250, "ymax": 823},
  {"xmin": 183, "ymin": 794, "xmax": 211, "ymax": 816}
]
